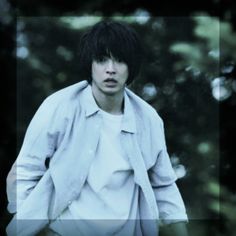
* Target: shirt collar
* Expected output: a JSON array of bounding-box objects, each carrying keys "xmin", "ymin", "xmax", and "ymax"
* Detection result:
[
  {"xmin": 81, "ymin": 84, "xmax": 137, "ymax": 134},
  {"xmin": 121, "ymin": 90, "xmax": 137, "ymax": 133},
  {"xmin": 80, "ymin": 84, "xmax": 100, "ymax": 117}
]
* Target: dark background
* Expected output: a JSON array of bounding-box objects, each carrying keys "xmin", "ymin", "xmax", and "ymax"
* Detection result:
[{"xmin": 1, "ymin": 0, "xmax": 236, "ymax": 235}]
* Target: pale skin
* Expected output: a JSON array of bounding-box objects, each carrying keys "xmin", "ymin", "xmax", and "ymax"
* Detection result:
[{"xmin": 91, "ymin": 56, "xmax": 189, "ymax": 236}]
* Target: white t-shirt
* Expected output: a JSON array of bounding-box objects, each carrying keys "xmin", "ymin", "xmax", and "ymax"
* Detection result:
[{"xmin": 50, "ymin": 109, "xmax": 139, "ymax": 236}]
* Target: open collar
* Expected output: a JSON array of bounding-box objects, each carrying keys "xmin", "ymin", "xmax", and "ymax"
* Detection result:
[{"xmin": 80, "ymin": 84, "xmax": 137, "ymax": 134}]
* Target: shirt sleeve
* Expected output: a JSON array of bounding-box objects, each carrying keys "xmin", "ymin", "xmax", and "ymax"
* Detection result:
[
  {"xmin": 149, "ymin": 117, "xmax": 188, "ymax": 224},
  {"xmin": 6, "ymin": 96, "xmax": 65, "ymax": 214}
]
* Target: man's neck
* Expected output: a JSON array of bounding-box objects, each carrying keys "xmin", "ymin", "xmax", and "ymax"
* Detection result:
[{"xmin": 91, "ymin": 86, "xmax": 124, "ymax": 115}]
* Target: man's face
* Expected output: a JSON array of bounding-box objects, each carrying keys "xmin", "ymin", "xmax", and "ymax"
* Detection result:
[{"xmin": 91, "ymin": 56, "xmax": 129, "ymax": 96}]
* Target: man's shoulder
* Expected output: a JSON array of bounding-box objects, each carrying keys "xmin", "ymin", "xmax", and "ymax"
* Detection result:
[
  {"xmin": 44, "ymin": 80, "xmax": 88, "ymax": 104},
  {"xmin": 34, "ymin": 80, "xmax": 88, "ymax": 118},
  {"xmin": 126, "ymin": 87, "xmax": 163, "ymax": 124}
]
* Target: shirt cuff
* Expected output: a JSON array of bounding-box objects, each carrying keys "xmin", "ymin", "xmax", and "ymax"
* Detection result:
[{"xmin": 7, "ymin": 202, "xmax": 17, "ymax": 214}]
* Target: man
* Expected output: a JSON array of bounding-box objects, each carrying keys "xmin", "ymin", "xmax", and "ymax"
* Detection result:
[{"xmin": 6, "ymin": 20, "xmax": 188, "ymax": 236}]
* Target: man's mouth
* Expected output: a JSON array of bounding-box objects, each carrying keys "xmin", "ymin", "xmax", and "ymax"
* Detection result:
[
  {"xmin": 104, "ymin": 78, "xmax": 117, "ymax": 83},
  {"xmin": 104, "ymin": 78, "xmax": 118, "ymax": 87}
]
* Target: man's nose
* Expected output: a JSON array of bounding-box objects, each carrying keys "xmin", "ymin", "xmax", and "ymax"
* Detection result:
[{"xmin": 106, "ymin": 59, "xmax": 116, "ymax": 75}]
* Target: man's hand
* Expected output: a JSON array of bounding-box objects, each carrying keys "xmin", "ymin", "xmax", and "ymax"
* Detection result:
[{"xmin": 160, "ymin": 222, "xmax": 189, "ymax": 236}]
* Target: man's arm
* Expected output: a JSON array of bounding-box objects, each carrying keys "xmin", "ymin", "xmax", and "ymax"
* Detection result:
[
  {"xmin": 149, "ymin": 143, "xmax": 188, "ymax": 227},
  {"xmin": 149, "ymin": 116, "xmax": 189, "ymax": 233},
  {"xmin": 6, "ymin": 97, "xmax": 60, "ymax": 214}
]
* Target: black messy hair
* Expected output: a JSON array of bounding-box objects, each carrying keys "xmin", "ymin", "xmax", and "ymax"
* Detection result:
[{"xmin": 77, "ymin": 20, "xmax": 143, "ymax": 85}]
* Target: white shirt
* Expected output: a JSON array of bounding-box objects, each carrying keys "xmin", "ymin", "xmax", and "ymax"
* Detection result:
[
  {"xmin": 6, "ymin": 81, "xmax": 188, "ymax": 236},
  {"xmin": 51, "ymin": 109, "xmax": 139, "ymax": 235}
]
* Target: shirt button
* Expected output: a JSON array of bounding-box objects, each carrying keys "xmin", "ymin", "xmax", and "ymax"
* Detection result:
[
  {"xmin": 88, "ymin": 149, "xmax": 93, "ymax": 155},
  {"xmin": 68, "ymin": 200, "xmax": 72, "ymax": 205}
]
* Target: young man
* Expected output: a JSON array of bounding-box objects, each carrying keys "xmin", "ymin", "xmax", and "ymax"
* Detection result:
[{"xmin": 6, "ymin": 20, "xmax": 188, "ymax": 236}]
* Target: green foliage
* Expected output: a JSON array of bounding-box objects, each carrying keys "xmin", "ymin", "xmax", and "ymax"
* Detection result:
[
  {"xmin": 194, "ymin": 16, "xmax": 220, "ymax": 50},
  {"xmin": 170, "ymin": 43, "xmax": 203, "ymax": 70},
  {"xmin": 170, "ymin": 16, "xmax": 220, "ymax": 79},
  {"xmin": 220, "ymin": 21, "xmax": 236, "ymax": 61},
  {"xmin": 60, "ymin": 16, "xmax": 103, "ymax": 29}
]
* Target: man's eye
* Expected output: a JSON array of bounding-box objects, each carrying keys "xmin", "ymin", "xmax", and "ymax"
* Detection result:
[
  {"xmin": 115, "ymin": 59, "xmax": 123, "ymax": 63},
  {"xmin": 101, "ymin": 57, "xmax": 107, "ymax": 62},
  {"xmin": 95, "ymin": 57, "xmax": 124, "ymax": 64},
  {"xmin": 97, "ymin": 57, "xmax": 108, "ymax": 63}
]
